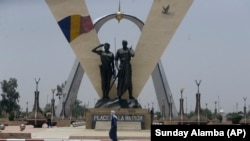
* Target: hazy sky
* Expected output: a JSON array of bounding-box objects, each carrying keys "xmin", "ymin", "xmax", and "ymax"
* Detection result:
[{"xmin": 0, "ymin": 0, "xmax": 250, "ymax": 114}]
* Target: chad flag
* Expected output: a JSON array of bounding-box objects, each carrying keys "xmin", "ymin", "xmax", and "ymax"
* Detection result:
[
  {"xmin": 46, "ymin": 0, "xmax": 103, "ymax": 98},
  {"xmin": 58, "ymin": 15, "xmax": 94, "ymax": 42}
]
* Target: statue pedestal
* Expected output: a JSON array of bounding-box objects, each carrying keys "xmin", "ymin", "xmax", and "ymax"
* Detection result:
[
  {"xmin": 26, "ymin": 91, "xmax": 47, "ymax": 128},
  {"xmin": 85, "ymin": 108, "xmax": 151, "ymax": 130}
]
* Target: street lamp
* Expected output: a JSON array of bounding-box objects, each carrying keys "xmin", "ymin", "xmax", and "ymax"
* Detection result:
[
  {"xmin": 169, "ymin": 93, "xmax": 172, "ymax": 123},
  {"xmin": 151, "ymin": 102, "xmax": 154, "ymax": 111},
  {"xmin": 243, "ymin": 97, "xmax": 247, "ymax": 124},
  {"xmin": 185, "ymin": 96, "xmax": 187, "ymax": 115},
  {"xmin": 51, "ymin": 88, "xmax": 56, "ymax": 125},
  {"xmin": 180, "ymin": 88, "xmax": 184, "ymax": 124},
  {"xmin": 162, "ymin": 97, "xmax": 165, "ymax": 122},
  {"xmin": 26, "ymin": 101, "xmax": 29, "ymax": 119},
  {"xmin": 205, "ymin": 103, "xmax": 208, "ymax": 120},
  {"xmin": 218, "ymin": 96, "xmax": 220, "ymax": 111},
  {"xmin": 236, "ymin": 102, "xmax": 238, "ymax": 113},
  {"xmin": 70, "ymin": 97, "xmax": 76, "ymax": 121},
  {"xmin": 148, "ymin": 103, "xmax": 150, "ymax": 112},
  {"xmin": 47, "ymin": 95, "xmax": 49, "ymax": 105},
  {"xmin": 79, "ymin": 101, "xmax": 82, "ymax": 119},
  {"xmin": 214, "ymin": 101, "xmax": 217, "ymax": 121},
  {"xmin": 61, "ymin": 93, "xmax": 66, "ymax": 120}
]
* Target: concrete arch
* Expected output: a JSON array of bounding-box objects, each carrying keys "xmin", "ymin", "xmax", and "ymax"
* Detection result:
[{"xmin": 94, "ymin": 14, "xmax": 144, "ymax": 32}]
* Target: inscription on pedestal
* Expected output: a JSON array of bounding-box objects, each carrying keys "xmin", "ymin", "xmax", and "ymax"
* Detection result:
[
  {"xmin": 93, "ymin": 114, "xmax": 144, "ymax": 122},
  {"xmin": 86, "ymin": 108, "xmax": 151, "ymax": 129}
]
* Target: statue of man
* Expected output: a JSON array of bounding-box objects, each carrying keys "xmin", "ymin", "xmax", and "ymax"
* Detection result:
[
  {"xmin": 92, "ymin": 43, "xmax": 115, "ymax": 99},
  {"xmin": 115, "ymin": 40, "xmax": 135, "ymax": 100},
  {"xmin": 195, "ymin": 80, "xmax": 202, "ymax": 93},
  {"xmin": 35, "ymin": 78, "xmax": 40, "ymax": 91}
]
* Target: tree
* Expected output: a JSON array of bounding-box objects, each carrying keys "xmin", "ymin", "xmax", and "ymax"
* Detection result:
[
  {"xmin": 186, "ymin": 111, "xmax": 195, "ymax": 119},
  {"xmin": 0, "ymin": 78, "xmax": 20, "ymax": 117},
  {"xmin": 43, "ymin": 103, "xmax": 51, "ymax": 116},
  {"xmin": 202, "ymin": 108, "xmax": 213, "ymax": 120},
  {"xmin": 56, "ymin": 81, "xmax": 67, "ymax": 99},
  {"xmin": 154, "ymin": 111, "xmax": 162, "ymax": 120},
  {"xmin": 227, "ymin": 112, "xmax": 243, "ymax": 124}
]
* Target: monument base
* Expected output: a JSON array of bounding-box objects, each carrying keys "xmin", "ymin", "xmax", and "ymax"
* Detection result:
[{"xmin": 85, "ymin": 108, "xmax": 151, "ymax": 130}]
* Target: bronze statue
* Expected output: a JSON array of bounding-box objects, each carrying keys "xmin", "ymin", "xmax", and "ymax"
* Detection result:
[
  {"xmin": 35, "ymin": 78, "xmax": 40, "ymax": 91},
  {"xmin": 92, "ymin": 43, "xmax": 115, "ymax": 99},
  {"xmin": 195, "ymin": 80, "xmax": 202, "ymax": 93},
  {"xmin": 115, "ymin": 40, "xmax": 135, "ymax": 100}
]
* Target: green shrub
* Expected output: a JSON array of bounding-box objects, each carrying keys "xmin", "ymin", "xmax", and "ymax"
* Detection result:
[
  {"xmin": 232, "ymin": 114, "xmax": 242, "ymax": 124},
  {"xmin": 8, "ymin": 111, "xmax": 15, "ymax": 121}
]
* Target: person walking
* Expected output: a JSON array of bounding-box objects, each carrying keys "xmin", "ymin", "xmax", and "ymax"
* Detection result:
[
  {"xmin": 109, "ymin": 110, "xmax": 117, "ymax": 141},
  {"xmin": 46, "ymin": 112, "xmax": 52, "ymax": 128}
]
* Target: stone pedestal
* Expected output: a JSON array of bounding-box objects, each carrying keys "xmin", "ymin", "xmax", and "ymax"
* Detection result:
[
  {"xmin": 188, "ymin": 93, "xmax": 208, "ymax": 125},
  {"xmin": 26, "ymin": 91, "xmax": 46, "ymax": 128},
  {"xmin": 85, "ymin": 108, "xmax": 151, "ymax": 130}
]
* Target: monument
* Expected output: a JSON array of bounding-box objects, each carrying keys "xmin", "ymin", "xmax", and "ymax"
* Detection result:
[
  {"xmin": 240, "ymin": 97, "xmax": 250, "ymax": 125},
  {"xmin": 26, "ymin": 78, "xmax": 47, "ymax": 128},
  {"xmin": 45, "ymin": 0, "xmax": 193, "ymax": 129},
  {"xmin": 188, "ymin": 80, "xmax": 208, "ymax": 125}
]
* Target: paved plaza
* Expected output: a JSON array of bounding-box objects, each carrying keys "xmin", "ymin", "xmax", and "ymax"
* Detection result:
[{"xmin": 0, "ymin": 124, "xmax": 150, "ymax": 141}]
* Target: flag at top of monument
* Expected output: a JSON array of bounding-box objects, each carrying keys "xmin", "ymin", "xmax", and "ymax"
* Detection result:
[{"xmin": 58, "ymin": 15, "xmax": 94, "ymax": 42}]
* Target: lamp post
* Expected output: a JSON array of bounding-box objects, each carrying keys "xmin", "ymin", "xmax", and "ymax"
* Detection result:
[
  {"xmin": 185, "ymin": 96, "xmax": 187, "ymax": 115},
  {"xmin": 148, "ymin": 103, "xmax": 150, "ymax": 112},
  {"xmin": 236, "ymin": 102, "xmax": 238, "ymax": 113},
  {"xmin": 151, "ymin": 102, "xmax": 154, "ymax": 111},
  {"xmin": 47, "ymin": 95, "xmax": 49, "ymax": 105},
  {"xmin": 162, "ymin": 97, "xmax": 165, "ymax": 122},
  {"xmin": 180, "ymin": 88, "xmax": 184, "ymax": 124},
  {"xmin": 214, "ymin": 101, "xmax": 217, "ymax": 121},
  {"xmin": 169, "ymin": 93, "xmax": 172, "ymax": 123},
  {"xmin": 70, "ymin": 97, "xmax": 76, "ymax": 121},
  {"xmin": 205, "ymin": 103, "xmax": 208, "ymax": 120},
  {"xmin": 61, "ymin": 93, "xmax": 66, "ymax": 120},
  {"xmin": 51, "ymin": 88, "xmax": 56, "ymax": 124},
  {"xmin": 79, "ymin": 101, "xmax": 82, "ymax": 119},
  {"xmin": 83, "ymin": 103, "xmax": 86, "ymax": 120},
  {"xmin": 243, "ymin": 97, "xmax": 247, "ymax": 124},
  {"xmin": 26, "ymin": 101, "xmax": 29, "ymax": 119},
  {"xmin": 218, "ymin": 96, "xmax": 220, "ymax": 111}
]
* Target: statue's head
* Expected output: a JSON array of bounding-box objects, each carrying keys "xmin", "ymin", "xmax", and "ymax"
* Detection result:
[
  {"xmin": 122, "ymin": 40, "xmax": 128, "ymax": 47},
  {"xmin": 104, "ymin": 43, "xmax": 110, "ymax": 50}
]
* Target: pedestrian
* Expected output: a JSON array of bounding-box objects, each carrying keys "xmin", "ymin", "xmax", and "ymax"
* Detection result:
[
  {"xmin": 46, "ymin": 112, "xmax": 52, "ymax": 128},
  {"xmin": 109, "ymin": 110, "xmax": 117, "ymax": 141}
]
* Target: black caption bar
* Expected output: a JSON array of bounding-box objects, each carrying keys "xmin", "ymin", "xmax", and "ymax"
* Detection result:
[{"xmin": 151, "ymin": 125, "xmax": 250, "ymax": 141}]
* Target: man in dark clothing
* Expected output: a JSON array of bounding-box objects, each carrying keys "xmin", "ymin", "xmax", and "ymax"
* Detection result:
[
  {"xmin": 115, "ymin": 40, "xmax": 135, "ymax": 99},
  {"xmin": 46, "ymin": 112, "xmax": 52, "ymax": 128},
  {"xmin": 92, "ymin": 43, "xmax": 115, "ymax": 99},
  {"xmin": 109, "ymin": 110, "xmax": 117, "ymax": 141}
]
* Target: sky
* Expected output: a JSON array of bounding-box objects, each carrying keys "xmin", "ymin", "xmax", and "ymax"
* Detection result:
[{"xmin": 0, "ymin": 0, "xmax": 250, "ymax": 114}]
